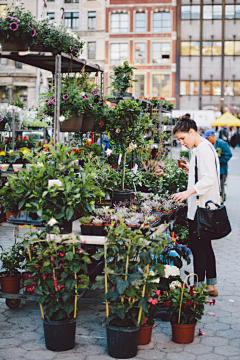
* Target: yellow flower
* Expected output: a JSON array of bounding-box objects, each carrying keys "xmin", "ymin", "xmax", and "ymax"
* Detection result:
[
  {"xmin": 22, "ymin": 148, "xmax": 31, "ymax": 155},
  {"xmin": 51, "ymin": 139, "xmax": 54, "ymax": 145},
  {"xmin": 0, "ymin": 151, "xmax": 6, "ymax": 156}
]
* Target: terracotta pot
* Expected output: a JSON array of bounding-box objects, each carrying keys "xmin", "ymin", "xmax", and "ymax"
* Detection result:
[
  {"xmin": 81, "ymin": 114, "xmax": 95, "ymax": 132},
  {"xmin": 171, "ymin": 322, "xmax": 196, "ymax": 344},
  {"xmin": 60, "ymin": 113, "xmax": 83, "ymax": 132},
  {"xmin": 6, "ymin": 211, "xmax": 18, "ymax": 221},
  {"xmin": 112, "ymin": 164, "xmax": 118, "ymax": 169},
  {"xmin": 2, "ymin": 41, "xmax": 28, "ymax": 51},
  {"xmin": 138, "ymin": 324, "xmax": 154, "ymax": 345},
  {"xmin": 0, "ymin": 274, "xmax": 21, "ymax": 293}
]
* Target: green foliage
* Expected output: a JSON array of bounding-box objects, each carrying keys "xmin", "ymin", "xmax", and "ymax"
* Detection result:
[
  {"xmin": 103, "ymin": 221, "xmax": 165, "ymax": 327},
  {"xmin": 24, "ymin": 232, "xmax": 90, "ymax": 321},
  {"xmin": 110, "ymin": 61, "xmax": 137, "ymax": 94},
  {"xmin": 31, "ymin": 18, "xmax": 84, "ymax": 57},
  {"xmin": 0, "ymin": 242, "xmax": 25, "ymax": 276},
  {"xmin": 180, "ymin": 150, "xmax": 190, "ymax": 160}
]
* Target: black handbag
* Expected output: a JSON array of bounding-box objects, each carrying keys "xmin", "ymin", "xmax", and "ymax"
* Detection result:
[{"xmin": 195, "ymin": 146, "xmax": 231, "ymax": 241}]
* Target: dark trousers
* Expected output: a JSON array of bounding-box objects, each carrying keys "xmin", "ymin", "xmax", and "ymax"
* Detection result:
[{"xmin": 188, "ymin": 217, "xmax": 217, "ymax": 285}]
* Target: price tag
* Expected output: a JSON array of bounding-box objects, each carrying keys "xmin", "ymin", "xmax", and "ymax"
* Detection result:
[
  {"xmin": 133, "ymin": 164, "xmax": 138, "ymax": 174},
  {"xmin": 118, "ymin": 153, "xmax": 122, "ymax": 166}
]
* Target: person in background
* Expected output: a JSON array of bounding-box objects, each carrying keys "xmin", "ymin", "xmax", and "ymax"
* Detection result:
[
  {"xmin": 219, "ymin": 125, "xmax": 229, "ymax": 142},
  {"xmin": 203, "ymin": 129, "xmax": 232, "ymax": 201}
]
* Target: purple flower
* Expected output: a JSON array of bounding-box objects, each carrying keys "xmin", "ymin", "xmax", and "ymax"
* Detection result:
[
  {"xmin": 14, "ymin": 18, "xmax": 20, "ymax": 23},
  {"xmin": 76, "ymin": 50, "xmax": 79, "ymax": 54},
  {"xmin": 79, "ymin": 86, "xmax": 83, "ymax": 89},
  {"xmin": 63, "ymin": 94, "xmax": 69, "ymax": 100},
  {"xmin": 9, "ymin": 22, "xmax": 18, "ymax": 31},
  {"xmin": 45, "ymin": 99, "xmax": 49, "ymax": 103},
  {"xmin": 42, "ymin": 112, "xmax": 46, "ymax": 116},
  {"xmin": 7, "ymin": 16, "xmax": 13, "ymax": 20},
  {"xmin": 48, "ymin": 101, "xmax": 53, "ymax": 107},
  {"xmin": 55, "ymin": 37, "xmax": 58, "ymax": 40},
  {"xmin": 28, "ymin": 23, "xmax": 32, "ymax": 29},
  {"xmin": 52, "ymin": 98, "xmax": 55, "ymax": 103},
  {"xmin": 89, "ymin": 104, "xmax": 93, "ymax": 107},
  {"xmin": 31, "ymin": 28, "xmax": 36, "ymax": 37},
  {"xmin": 69, "ymin": 46, "xmax": 73, "ymax": 52},
  {"xmin": 0, "ymin": 118, "xmax": 3, "ymax": 122}
]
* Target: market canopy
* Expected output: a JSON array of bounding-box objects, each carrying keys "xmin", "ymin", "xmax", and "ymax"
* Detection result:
[{"xmin": 211, "ymin": 112, "xmax": 240, "ymax": 127}]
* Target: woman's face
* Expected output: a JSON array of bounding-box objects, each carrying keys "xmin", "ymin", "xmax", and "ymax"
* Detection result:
[{"xmin": 175, "ymin": 129, "xmax": 196, "ymax": 149}]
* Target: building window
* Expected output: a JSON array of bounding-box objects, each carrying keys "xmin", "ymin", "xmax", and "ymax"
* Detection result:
[
  {"xmin": 65, "ymin": 0, "xmax": 79, "ymax": 3},
  {"xmin": 65, "ymin": 12, "xmax": 79, "ymax": 29},
  {"xmin": 135, "ymin": 43, "xmax": 146, "ymax": 64},
  {"xmin": 224, "ymin": 41, "xmax": 240, "ymax": 55},
  {"xmin": 180, "ymin": 81, "xmax": 199, "ymax": 95},
  {"xmin": 47, "ymin": 12, "xmax": 55, "ymax": 20},
  {"xmin": 202, "ymin": 41, "xmax": 222, "ymax": 56},
  {"xmin": 153, "ymin": 12, "xmax": 171, "ymax": 33},
  {"xmin": 212, "ymin": 81, "xmax": 221, "ymax": 96},
  {"xmin": 234, "ymin": 81, "xmax": 240, "ymax": 96},
  {"xmin": 224, "ymin": 81, "xmax": 234, "ymax": 96},
  {"xmin": 88, "ymin": 42, "xmax": 96, "ymax": 59},
  {"xmin": 180, "ymin": 41, "xmax": 200, "ymax": 56},
  {"xmin": 135, "ymin": 75, "xmax": 145, "ymax": 98},
  {"xmin": 88, "ymin": 11, "xmax": 96, "ymax": 30},
  {"xmin": 203, "ymin": 5, "xmax": 222, "ymax": 20},
  {"xmin": 0, "ymin": 58, "xmax": 7, "ymax": 69},
  {"xmin": 110, "ymin": 43, "xmax": 128, "ymax": 64},
  {"xmin": 181, "ymin": 5, "xmax": 200, "ymax": 20},
  {"xmin": 202, "ymin": 81, "xmax": 211, "ymax": 95},
  {"xmin": 152, "ymin": 43, "xmax": 170, "ymax": 64},
  {"xmin": 152, "ymin": 74, "xmax": 170, "ymax": 98},
  {"xmin": 135, "ymin": 12, "xmax": 146, "ymax": 33},
  {"xmin": 0, "ymin": 5, "xmax": 7, "ymax": 18},
  {"xmin": 111, "ymin": 13, "xmax": 129, "ymax": 33},
  {"xmin": 15, "ymin": 61, "xmax": 22, "ymax": 69},
  {"xmin": 225, "ymin": 4, "xmax": 240, "ymax": 19}
]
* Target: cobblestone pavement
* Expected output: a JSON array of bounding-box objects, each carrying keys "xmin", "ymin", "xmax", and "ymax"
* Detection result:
[{"xmin": 0, "ymin": 148, "xmax": 240, "ymax": 360}]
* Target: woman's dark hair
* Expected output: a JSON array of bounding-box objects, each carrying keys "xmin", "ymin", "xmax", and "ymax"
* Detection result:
[{"xmin": 173, "ymin": 113, "xmax": 197, "ymax": 134}]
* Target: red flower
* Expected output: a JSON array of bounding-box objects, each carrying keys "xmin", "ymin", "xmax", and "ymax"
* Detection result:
[
  {"xmin": 144, "ymin": 317, "xmax": 148, "ymax": 324},
  {"xmin": 35, "ymin": 265, "xmax": 40, "ymax": 268},
  {"xmin": 42, "ymin": 274, "xmax": 47, "ymax": 280},
  {"xmin": 44, "ymin": 147, "xmax": 50, "ymax": 151},
  {"xmin": 72, "ymin": 148, "xmax": 77, "ymax": 154},
  {"xmin": 186, "ymin": 299, "xmax": 192, "ymax": 306},
  {"xmin": 165, "ymin": 301, "xmax": 171, "ymax": 307}
]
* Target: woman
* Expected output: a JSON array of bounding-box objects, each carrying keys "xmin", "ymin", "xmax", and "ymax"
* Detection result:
[{"xmin": 172, "ymin": 114, "xmax": 220, "ymax": 296}]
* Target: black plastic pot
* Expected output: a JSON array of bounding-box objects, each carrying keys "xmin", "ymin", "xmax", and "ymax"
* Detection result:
[
  {"xmin": 81, "ymin": 224, "xmax": 93, "ymax": 235},
  {"xmin": 106, "ymin": 324, "xmax": 139, "ymax": 359},
  {"xmin": 112, "ymin": 189, "xmax": 133, "ymax": 205},
  {"xmin": 92, "ymin": 224, "xmax": 103, "ymax": 236},
  {"xmin": 61, "ymin": 219, "xmax": 73, "ymax": 234},
  {"xmin": 43, "ymin": 318, "xmax": 76, "ymax": 351}
]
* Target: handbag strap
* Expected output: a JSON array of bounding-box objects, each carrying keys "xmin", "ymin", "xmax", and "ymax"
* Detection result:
[{"xmin": 195, "ymin": 143, "xmax": 221, "ymax": 207}]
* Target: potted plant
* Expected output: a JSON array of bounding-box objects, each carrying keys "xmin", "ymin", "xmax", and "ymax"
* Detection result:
[
  {"xmin": 107, "ymin": 100, "xmax": 150, "ymax": 201},
  {"xmin": 0, "ymin": 178, "xmax": 20, "ymax": 220},
  {"xmin": 0, "ymin": 151, "xmax": 10, "ymax": 172},
  {"xmin": 110, "ymin": 61, "xmax": 137, "ymax": 98},
  {"xmin": 24, "ymin": 232, "xmax": 90, "ymax": 351},
  {"xmin": 79, "ymin": 215, "xmax": 94, "ymax": 235},
  {"xmin": 161, "ymin": 276, "xmax": 209, "ymax": 344},
  {"xmin": 0, "ymin": 242, "xmax": 25, "ymax": 293},
  {"xmin": 92, "ymin": 217, "xmax": 103, "ymax": 235},
  {"xmin": 99, "ymin": 221, "xmax": 165, "ymax": 358},
  {"xmin": 30, "ymin": 18, "xmax": 84, "ymax": 57},
  {"xmin": 0, "ymin": 4, "xmax": 37, "ymax": 51}
]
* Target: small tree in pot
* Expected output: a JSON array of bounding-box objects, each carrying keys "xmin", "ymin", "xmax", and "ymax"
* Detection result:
[{"xmin": 110, "ymin": 61, "xmax": 137, "ymax": 97}]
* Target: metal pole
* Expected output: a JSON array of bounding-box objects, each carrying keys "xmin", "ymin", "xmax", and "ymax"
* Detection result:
[
  {"xmin": 12, "ymin": 109, "xmax": 15, "ymax": 151},
  {"xmin": 54, "ymin": 55, "xmax": 61, "ymax": 147}
]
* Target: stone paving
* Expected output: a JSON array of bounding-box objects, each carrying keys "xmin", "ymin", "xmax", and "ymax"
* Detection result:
[{"xmin": 0, "ymin": 148, "xmax": 240, "ymax": 360}]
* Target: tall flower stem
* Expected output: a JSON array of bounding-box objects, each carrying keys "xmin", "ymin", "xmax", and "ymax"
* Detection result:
[{"xmin": 122, "ymin": 150, "xmax": 126, "ymax": 190}]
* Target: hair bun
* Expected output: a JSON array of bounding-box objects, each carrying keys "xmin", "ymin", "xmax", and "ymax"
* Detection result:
[{"xmin": 183, "ymin": 113, "xmax": 191, "ymax": 119}]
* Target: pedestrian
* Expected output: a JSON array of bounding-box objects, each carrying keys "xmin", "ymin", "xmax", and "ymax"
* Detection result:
[
  {"xmin": 203, "ymin": 129, "xmax": 232, "ymax": 201},
  {"xmin": 171, "ymin": 113, "xmax": 220, "ymax": 297},
  {"xmin": 219, "ymin": 125, "xmax": 229, "ymax": 142}
]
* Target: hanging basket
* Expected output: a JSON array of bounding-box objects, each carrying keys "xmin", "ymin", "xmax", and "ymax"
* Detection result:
[
  {"xmin": 81, "ymin": 114, "xmax": 95, "ymax": 132},
  {"xmin": 1, "ymin": 41, "xmax": 28, "ymax": 52},
  {"xmin": 60, "ymin": 113, "xmax": 83, "ymax": 132},
  {"xmin": 30, "ymin": 45, "xmax": 52, "ymax": 53}
]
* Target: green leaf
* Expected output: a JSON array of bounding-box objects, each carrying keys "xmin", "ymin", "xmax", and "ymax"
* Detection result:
[
  {"xmin": 65, "ymin": 278, "xmax": 76, "ymax": 291},
  {"xmin": 117, "ymin": 280, "xmax": 129, "ymax": 295},
  {"xmin": 66, "ymin": 252, "xmax": 73, "ymax": 261},
  {"xmin": 66, "ymin": 207, "xmax": 74, "ymax": 221},
  {"xmin": 43, "ymin": 259, "xmax": 50, "ymax": 267}
]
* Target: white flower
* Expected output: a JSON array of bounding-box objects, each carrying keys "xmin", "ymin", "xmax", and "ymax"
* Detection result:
[
  {"xmin": 164, "ymin": 265, "xmax": 180, "ymax": 279},
  {"xmin": 48, "ymin": 218, "xmax": 57, "ymax": 226},
  {"xmin": 36, "ymin": 162, "xmax": 44, "ymax": 167},
  {"xmin": 151, "ymin": 278, "xmax": 160, "ymax": 283},
  {"xmin": 169, "ymin": 280, "xmax": 182, "ymax": 290},
  {"xmin": 80, "ymin": 92, "xmax": 85, "ymax": 96},
  {"xmin": 105, "ymin": 149, "xmax": 112, "ymax": 157},
  {"xmin": 59, "ymin": 115, "xmax": 65, "ymax": 122}
]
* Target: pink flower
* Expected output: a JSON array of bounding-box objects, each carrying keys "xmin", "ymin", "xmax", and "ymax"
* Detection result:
[
  {"xmin": 151, "ymin": 299, "xmax": 158, "ymax": 306},
  {"xmin": 69, "ymin": 46, "xmax": 73, "ymax": 52},
  {"xmin": 115, "ymin": 128, "xmax": 121, "ymax": 134},
  {"xmin": 143, "ymin": 317, "xmax": 148, "ymax": 324},
  {"xmin": 155, "ymin": 290, "xmax": 161, "ymax": 296},
  {"xmin": 31, "ymin": 28, "xmax": 36, "ymax": 37},
  {"xmin": 147, "ymin": 297, "xmax": 153, "ymax": 304},
  {"xmin": 9, "ymin": 22, "xmax": 18, "ymax": 31},
  {"xmin": 63, "ymin": 94, "xmax": 69, "ymax": 100}
]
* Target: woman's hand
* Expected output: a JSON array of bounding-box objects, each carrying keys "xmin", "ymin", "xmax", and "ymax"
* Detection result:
[{"xmin": 172, "ymin": 188, "xmax": 196, "ymax": 203}]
